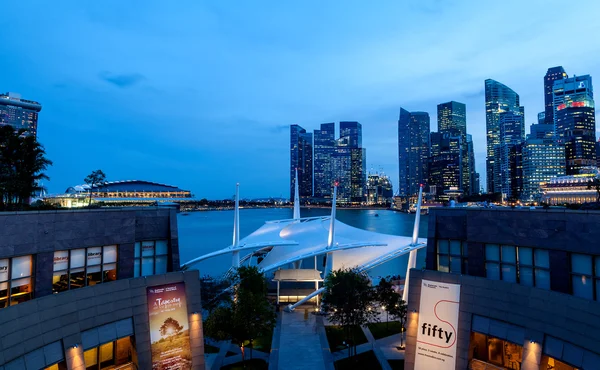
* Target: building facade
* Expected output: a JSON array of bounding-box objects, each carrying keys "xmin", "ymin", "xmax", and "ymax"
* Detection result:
[
  {"xmin": 404, "ymin": 208, "xmax": 600, "ymax": 370},
  {"xmin": 438, "ymin": 102, "xmax": 471, "ymax": 195},
  {"xmin": 544, "ymin": 66, "xmax": 568, "ymax": 125},
  {"xmin": 398, "ymin": 109, "xmax": 430, "ymax": 196},
  {"xmin": 429, "ymin": 132, "xmax": 462, "ymax": 198},
  {"xmin": 290, "ymin": 125, "xmax": 313, "ymax": 200},
  {"xmin": 494, "ymin": 110, "xmax": 525, "ymax": 200},
  {"xmin": 485, "ymin": 79, "xmax": 523, "ymax": 194},
  {"xmin": 0, "ymin": 92, "xmax": 42, "ymax": 137},
  {"xmin": 522, "ymin": 135, "xmax": 565, "ymax": 202},
  {"xmin": 365, "ymin": 174, "xmax": 393, "ymax": 205},
  {"xmin": 540, "ymin": 168, "xmax": 599, "ymax": 204},
  {"xmin": 313, "ymin": 123, "xmax": 336, "ymax": 199},
  {"xmin": 0, "ymin": 208, "xmax": 204, "ymax": 370}
]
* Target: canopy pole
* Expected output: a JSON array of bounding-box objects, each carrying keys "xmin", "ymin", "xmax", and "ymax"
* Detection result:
[
  {"xmin": 402, "ymin": 184, "xmax": 423, "ymax": 304},
  {"xmin": 293, "ymin": 168, "xmax": 301, "ymax": 220},
  {"xmin": 232, "ymin": 183, "xmax": 240, "ymax": 268}
]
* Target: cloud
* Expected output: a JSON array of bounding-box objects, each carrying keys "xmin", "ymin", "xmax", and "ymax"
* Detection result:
[{"xmin": 99, "ymin": 72, "xmax": 145, "ymax": 88}]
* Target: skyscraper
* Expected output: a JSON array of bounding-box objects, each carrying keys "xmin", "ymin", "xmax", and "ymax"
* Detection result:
[
  {"xmin": 553, "ymin": 75, "xmax": 596, "ymax": 175},
  {"xmin": 313, "ymin": 123, "xmax": 335, "ymax": 199},
  {"xmin": 466, "ymin": 134, "xmax": 479, "ymax": 195},
  {"xmin": 438, "ymin": 101, "xmax": 470, "ymax": 194},
  {"xmin": 398, "ymin": 108, "xmax": 430, "ymax": 196},
  {"xmin": 544, "ymin": 66, "xmax": 567, "ymax": 125},
  {"xmin": 522, "ymin": 123, "xmax": 565, "ymax": 201},
  {"xmin": 428, "ymin": 132, "xmax": 462, "ymax": 197},
  {"xmin": 290, "ymin": 125, "xmax": 313, "ymax": 200},
  {"xmin": 485, "ymin": 79, "xmax": 522, "ymax": 193},
  {"xmin": 494, "ymin": 111, "xmax": 525, "ymax": 200},
  {"xmin": 333, "ymin": 121, "xmax": 366, "ymax": 203},
  {"xmin": 0, "ymin": 92, "xmax": 42, "ymax": 137}
]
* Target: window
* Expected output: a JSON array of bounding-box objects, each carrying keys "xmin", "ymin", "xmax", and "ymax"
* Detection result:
[
  {"xmin": 44, "ymin": 361, "xmax": 67, "ymax": 370},
  {"xmin": 470, "ymin": 332, "xmax": 523, "ymax": 369},
  {"xmin": 485, "ymin": 245, "xmax": 550, "ymax": 289},
  {"xmin": 134, "ymin": 240, "xmax": 168, "ymax": 277},
  {"xmin": 540, "ymin": 356, "xmax": 579, "ymax": 370},
  {"xmin": 436, "ymin": 239, "xmax": 468, "ymax": 274},
  {"xmin": 570, "ymin": 253, "xmax": 598, "ymax": 300},
  {"xmin": 84, "ymin": 336, "xmax": 137, "ymax": 370},
  {"xmin": 53, "ymin": 246, "xmax": 117, "ymax": 293},
  {"xmin": 0, "ymin": 255, "xmax": 33, "ymax": 308}
]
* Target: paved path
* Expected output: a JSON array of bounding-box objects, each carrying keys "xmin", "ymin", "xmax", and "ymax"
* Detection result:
[
  {"xmin": 278, "ymin": 310, "xmax": 327, "ymax": 370},
  {"xmin": 361, "ymin": 326, "xmax": 392, "ymax": 370},
  {"xmin": 376, "ymin": 333, "xmax": 405, "ymax": 360}
]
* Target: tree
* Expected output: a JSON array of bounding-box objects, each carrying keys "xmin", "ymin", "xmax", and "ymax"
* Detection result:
[
  {"xmin": 159, "ymin": 317, "xmax": 184, "ymax": 340},
  {"xmin": 321, "ymin": 268, "xmax": 378, "ymax": 358},
  {"xmin": 376, "ymin": 277, "xmax": 407, "ymax": 348},
  {"xmin": 204, "ymin": 266, "xmax": 276, "ymax": 365},
  {"xmin": 0, "ymin": 126, "xmax": 52, "ymax": 210},
  {"xmin": 587, "ymin": 178, "xmax": 600, "ymax": 203},
  {"xmin": 84, "ymin": 170, "xmax": 106, "ymax": 206}
]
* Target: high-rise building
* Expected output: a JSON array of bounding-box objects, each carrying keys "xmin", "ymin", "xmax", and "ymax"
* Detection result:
[
  {"xmin": 313, "ymin": 123, "xmax": 335, "ymax": 199},
  {"xmin": 290, "ymin": 125, "xmax": 313, "ymax": 200},
  {"xmin": 340, "ymin": 121, "xmax": 362, "ymax": 148},
  {"xmin": 398, "ymin": 108, "xmax": 430, "ymax": 196},
  {"xmin": 0, "ymin": 92, "xmax": 42, "ymax": 137},
  {"xmin": 428, "ymin": 132, "xmax": 462, "ymax": 197},
  {"xmin": 438, "ymin": 101, "xmax": 471, "ymax": 195},
  {"xmin": 522, "ymin": 124, "xmax": 566, "ymax": 201},
  {"xmin": 537, "ymin": 112, "xmax": 545, "ymax": 125},
  {"xmin": 544, "ymin": 66, "xmax": 567, "ymax": 125},
  {"xmin": 553, "ymin": 75, "xmax": 596, "ymax": 175},
  {"xmin": 494, "ymin": 111, "xmax": 525, "ymax": 200},
  {"xmin": 466, "ymin": 134, "xmax": 479, "ymax": 195},
  {"xmin": 485, "ymin": 79, "xmax": 523, "ymax": 193},
  {"xmin": 366, "ymin": 174, "xmax": 393, "ymax": 205}
]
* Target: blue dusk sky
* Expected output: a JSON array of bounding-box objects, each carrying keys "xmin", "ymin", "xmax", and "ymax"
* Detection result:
[{"xmin": 2, "ymin": 1, "xmax": 600, "ymax": 199}]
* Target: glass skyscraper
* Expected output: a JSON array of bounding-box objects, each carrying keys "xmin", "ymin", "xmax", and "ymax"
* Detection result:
[
  {"xmin": 313, "ymin": 123, "xmax": 335, "ymax": 199},
  {"xmin": 485, "ymin": 79, "xmax": 523, "ymax": 194},
  {"xmin": 0, "ymin": 92, "xmax": 42, "ymax": 137},
  {"xmin": 290, "ymin": 124, "xmax": 313, "ymax": 200},
  {"xmin": 398, "ymin": 108, "xmax": 430, "ymax": 196},
  {"xmin": 553, "ymin": 75, "xmax": 596, "ymax": 175},
  {"xmin": 544, "ymin": 66, "xmax": 567, "ymax": 125},
  {"xmin": 428, "ymin": 132, "xmax": 462, "ymax": 197},
  {"xmin": 333, "ymin": 121, "xmax": 365, "ymax": 203},
  {"xmin": 437, "ymin": 101, "xmax": 470, "ymax": 194}
]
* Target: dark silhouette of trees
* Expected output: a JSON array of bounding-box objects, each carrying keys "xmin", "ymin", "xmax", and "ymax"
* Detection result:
[
  {"xmin": 0, "ymin": 126, "xmax": 52, "ymax": 210},
  {"xmin": 204, "ymin": 266, "xmax": 276, "ymax": 364},
  {"xmin": 84, "ymin": 169, "xmax": 106, "ymax": 206},
  {"xmin": 322, "ymin": 268, "xmax": 378, "ymax": 358},
  {"xmin": 376, "ymin": 277, "xmax": 407, "ymax": 348}
]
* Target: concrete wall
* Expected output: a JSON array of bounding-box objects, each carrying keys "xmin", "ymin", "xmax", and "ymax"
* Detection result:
[
  {"xmin": 0, "ymin": 270, "xmax": 204, "ymax": 370},
  {"xmin": 404, "ymin": 269, "xmax": 600, "ymax": 370}
]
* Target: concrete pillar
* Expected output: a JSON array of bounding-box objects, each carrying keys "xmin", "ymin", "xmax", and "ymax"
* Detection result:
[{"xmin": 65, "ymin": 345, "xmax": 85, "ymax": 370}]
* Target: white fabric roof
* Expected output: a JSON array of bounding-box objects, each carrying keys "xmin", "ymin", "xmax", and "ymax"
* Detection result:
[{"xmin": 273, "ymin": 269, "xmax": 323, "ymax": 282}]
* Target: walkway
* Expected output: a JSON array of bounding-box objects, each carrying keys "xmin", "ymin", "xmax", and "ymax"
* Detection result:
[{"xmin": 277, "ymin": 309, "xmax": 328, "ymax": 370}]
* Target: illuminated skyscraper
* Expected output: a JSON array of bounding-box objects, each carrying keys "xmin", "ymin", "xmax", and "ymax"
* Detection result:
[
  {"xmin": 553, "ymin": 75, "xmax": 596, "ymax": 175},
  {"xmin": 333, "ymin": 121, "xmax": 366, "ymax": 203},
  {"xmin": 485, "ymin": 79, "xmax": 523, "ymax": 193},
  {"xmin": 398, "ymin": 108, "xmax": 430, "ymax": 196},
  {"xmin": 290, "ymin": 125, "xmax": 313, "ymax": 200},
  {"xmin": 313, "ymin": 123, "xmax": 335, "ymax": 199},
  {"xmin": 438, "ymin": 101, "xmax": 471, "ymax": 194},
  {"xmin": 0, "ymin": 92, "xmax": 42, "ymax": 137},
  {"xmin": 544, "ymin": 67, "xmax": 567, "ymax": 125}
]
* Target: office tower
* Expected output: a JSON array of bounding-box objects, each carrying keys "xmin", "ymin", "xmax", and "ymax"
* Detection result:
[
  {"xmin": 398, "ymin": 108, "xmax": 430, "ymax": 196},
  {"xmin": 466, "ymin": 134, "xmax": 479, "ymax": 195},
  {"xmin": 438, "ymin": 101, "xmax": 471, "ymax": 195},
  {"xmin": 290, "ymin": 125, "xmax": 313, "ymax": 200},
  {"xmin": 494, "ymin": 111, "xmax": 525, "ymax": 200},
  {"xmin": 428, "ymin": 132, "xmax": 462, "ymax": 197},
  {"xmin": 0, "ymin": 92, "xmax": 42, "ymax": 137},
  {"xmin": 331, "ymin": 122, "xmax": 366, "ymax": 203},
  {"xmin": 522, "ymin": 124, "xmax": 566, "ymax": 201},
  {"xmin": 313, "ymin": 123, "xmax": 335, "ymax": 199},
  {"xmin": 537, "ymin": 112, "xmax": 545, "ymax": 125},
  {"xmin": 485, "ymin": 79, "xmax": 523, "ymax": 193},
  {"xmin": 366, "ymin": 174, "xmax": 393, "ymax": 205},
  {"xmin": 553, "ymin": 75, "xmax": 596, "ymax": 174},
  {"xmin": 544, "ymin": 67, "xmax": 568, "ymax": 125}
]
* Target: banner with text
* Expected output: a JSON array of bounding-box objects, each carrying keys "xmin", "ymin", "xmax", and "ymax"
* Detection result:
[
  {"xmin": 414, "ymin": 279, "xmax": 460, "ymax": 370},
  {"xmin": 147, "ymin": 282, "xmax": 192, "ymax": 370}
]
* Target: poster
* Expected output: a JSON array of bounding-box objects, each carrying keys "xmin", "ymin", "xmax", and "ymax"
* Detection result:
[
  {"xmin": 147, "ymin": 282, "xmax": 192, "ymax": 370},
  {"xmin": 414, "ymin": 279, "xmax": 461, "ymax": 370}
]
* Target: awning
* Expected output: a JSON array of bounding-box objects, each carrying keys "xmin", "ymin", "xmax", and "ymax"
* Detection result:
[{"xmin": 273, "ymin": 269, "xmax": 323, "ymax": 282}]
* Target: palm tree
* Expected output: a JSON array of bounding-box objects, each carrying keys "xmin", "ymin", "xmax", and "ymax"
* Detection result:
[{"xmin": 84, "ymin": 170, "xmax": 107, "ymax": 206}]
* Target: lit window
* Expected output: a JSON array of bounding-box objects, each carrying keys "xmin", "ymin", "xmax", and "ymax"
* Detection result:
[
  {"xmin": 52, "ymin": 246, "xmax": 118, "ymax": 293},
  {"xmin": 0, "ymin": 255, "xmax": 33, "ymax": 308}
]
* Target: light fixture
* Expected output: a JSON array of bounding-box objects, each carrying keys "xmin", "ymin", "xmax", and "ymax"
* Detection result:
[
  {"xmin": 412, "ymin": 309, "xmax": 417, "ymax": 313},
  {"xmin": 530, "ymin": 340, "xmax": 535, "ymax": 344},
  {"xmin": 72, "ymin": 344, "xmax": 78, "ymax": 349}
]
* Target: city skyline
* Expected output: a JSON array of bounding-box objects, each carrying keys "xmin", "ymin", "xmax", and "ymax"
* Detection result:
[{"xmin": 2, "ymin": 1, "xmax": 600, "ymax": 198}]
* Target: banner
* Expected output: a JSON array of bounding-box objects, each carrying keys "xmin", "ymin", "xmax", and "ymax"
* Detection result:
[
  {"xmin": 414, "ymin": 279, "xmax": 460, "ymax": 370},
  {"xmin": 147, "ymin": 282, "xmax": 192, "ymax": 370}
]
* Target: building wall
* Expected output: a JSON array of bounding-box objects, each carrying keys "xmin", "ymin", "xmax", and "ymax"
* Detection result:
[
  {"xmin": 0, "ymin": 271, "xmax": 204, "ymax": 370},
  {"xmin": 404, "ymin": 269, "xmax": 600, "ymax": 370}
]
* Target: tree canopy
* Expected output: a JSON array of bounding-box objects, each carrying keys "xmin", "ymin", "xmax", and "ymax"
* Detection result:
[
  {"xmin": 0, "ymin": 126, "xmax": 52, "ymax": 210},
  {"xmin": 321, "ymin": 268, "xmax": 378, "ymax": 356},
  {"xmin": 203, "ymin": 266, "xmax": 276, "ymax": 363},
  {"xmin": 376, "ymin": 276, "xmax": 407, "ymax": 347},
  {"xmin": 84, "ymin": 169, "xmax": 106, "ymax": 205}
]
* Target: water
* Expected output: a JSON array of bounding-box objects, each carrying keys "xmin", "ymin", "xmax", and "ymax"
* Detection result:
[{"xmin": 177, "ymin": 208, "xmax": 428, "ymax": 279}]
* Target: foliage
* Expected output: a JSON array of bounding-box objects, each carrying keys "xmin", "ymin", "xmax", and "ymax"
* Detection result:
[
  {"xmin": 587, "ymin": 178, "xmax": 600, "ymax": 203},
  {"xmin": 84, "ymin": 169, "xmax": 106, "ymax": 206},
  {"xmin": 324, "ymin": 325, "xmax": 368, "ymax": 352},
  {"xmin": 367, "ymin": 321, "xmax": 404, "ymax": 340},
  {"xmin": 200, "ymin": 275, "xmax": 232, "ymax": 312},
  {"xmin": 204, "ymin": 266, "xmax": 276, "ymax": 364},
  {"xmin": 321, "ymin": 268, "xmax": 378, "ymax": 357},
  {"xmin": 0, "ymin": 126, "xmax": 52, "ymax": 209},
  {"xmin": 159, "ymin": 317, "xmax": 184, "ymax": 338},
  {"xmin": 375, "ymin": 277, "xmax": 407, "ymax": 346},
  {"xmin": 204, "ymin": 343, "xmax": 220, "ymax": 354}
]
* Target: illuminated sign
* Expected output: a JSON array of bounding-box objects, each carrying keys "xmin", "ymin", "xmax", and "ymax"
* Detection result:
[
  {"xmin": 414, "ymin": 280, "xmax": 461, "ymax": 370},
  {"xmin": 147, "ymin": 282, "xmax": 192, "ymax": 370}
]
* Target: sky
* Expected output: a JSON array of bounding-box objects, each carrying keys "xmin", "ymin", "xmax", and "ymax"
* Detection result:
[{"xmin": 2, "ymin": 0, "xmax": 600, "ymax": 199}]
